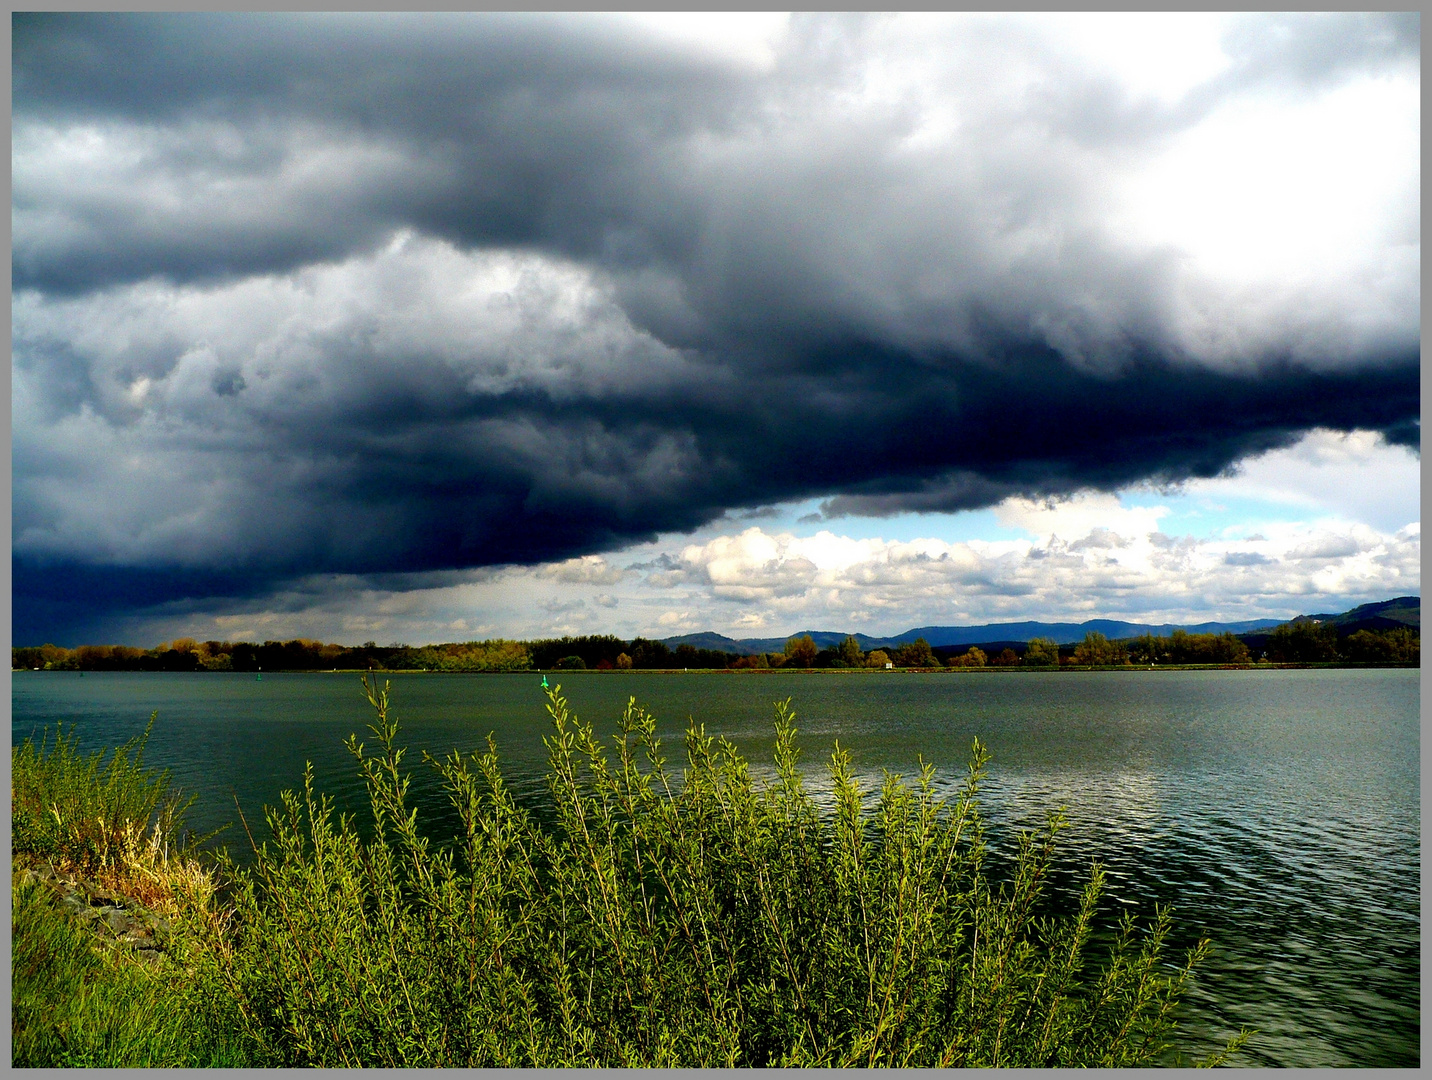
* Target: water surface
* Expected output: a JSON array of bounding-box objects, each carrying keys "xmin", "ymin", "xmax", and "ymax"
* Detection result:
[{"xmin": 11, "ymin": 668, "xmax": 1419, "ymax": 1067}]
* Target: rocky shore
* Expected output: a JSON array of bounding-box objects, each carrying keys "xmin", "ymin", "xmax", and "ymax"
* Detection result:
[{"xmin": 14, "ymin": 862, "xmax": 172, "ymax": 965}]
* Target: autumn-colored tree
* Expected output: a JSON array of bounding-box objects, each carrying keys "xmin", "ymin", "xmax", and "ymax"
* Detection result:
[
  {"xmin": 784, "ymin": 635, "xmax": 819, "ymax": 668},
  {"xmin": 949, "ymin": 646, "xmax": 987, "ymax": 668},
  {"xmin": 865, "ymin": 649, "xmax": 891, "ymax": 668},
  {"xmin": 615, "ymin": 652, "xmax": 633, "ymax": 670}
]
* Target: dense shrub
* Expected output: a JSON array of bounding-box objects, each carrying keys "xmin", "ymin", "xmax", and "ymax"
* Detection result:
[
  {"xmin": 528, "ymin": 635, "xmax": 628, "ymax": 670},
  {"xmin": 396, "ymin": 639, "xmax": 533, "ymax": 672},
  {"xmin": 947, "ymin": 647, "xmax": 988, "ymax": 668},
  {"xmin": 13, "ymin": 683, "xmax": 1250, "ymax": 1068},
  {"xmin": 1127, "ymin": 632, "xmax": 1251, "ymax": 666},
  {"xmin": 730, "ymin": 653, "xmax": 770, "ymax": 670},
  {"xmin": 211, "ymin": 679, "xmax": 1245, "ymax": 1067}
]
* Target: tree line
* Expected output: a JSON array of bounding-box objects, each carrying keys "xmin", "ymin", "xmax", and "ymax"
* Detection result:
[
  {"xmin": 1062, "ymin": 624, "xmax": 1417, "ymax": 666},
  {"xmin": 13, "ymin": 621, "xmax": 1417, "ymax": 673}
]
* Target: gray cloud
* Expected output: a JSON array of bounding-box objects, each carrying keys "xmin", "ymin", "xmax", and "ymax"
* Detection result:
[
  {"xmin": 1223, "ymin": 552, "xmax": 1273, "ymax": 567},
  {"xmin": 10, "ymin": 12, "xmax": 1420, "ymax": 644}
]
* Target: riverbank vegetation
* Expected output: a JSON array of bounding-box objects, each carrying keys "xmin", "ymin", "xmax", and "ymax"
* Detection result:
[
  {"xmin": 10, "ymin": 721, "xmax": 247, "ymax": 1066},
  {"xmin": 13, "ymin": 621, "xmax": 1418, "ymax": 674},
  {"xmin": 12, "ymin": 682, "xmax": 1250, "ymax": 1067}
]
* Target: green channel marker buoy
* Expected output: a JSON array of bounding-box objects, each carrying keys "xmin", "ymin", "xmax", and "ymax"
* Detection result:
[{"xmin": 541, "ymin": 675, "xmax": 549, "ymax": 689}]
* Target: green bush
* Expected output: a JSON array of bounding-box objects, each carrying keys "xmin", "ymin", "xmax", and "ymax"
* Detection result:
[{"xmin": 211, "ymin": 678, "xmax": 1246, "ymax": 1067}]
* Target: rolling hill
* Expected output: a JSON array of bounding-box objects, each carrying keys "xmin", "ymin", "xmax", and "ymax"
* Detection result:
[
  {"xmin": 663, "ymin": 615, "xmax": 1288, "ymax": 656},
  {"xmin": 663, "ymin": 599, "xmax": 1419, "ymax": 656}
]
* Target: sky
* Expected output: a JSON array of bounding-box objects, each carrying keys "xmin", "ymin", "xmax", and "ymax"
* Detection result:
[{"xmin": 11, "ymin": 11, "xmax": 1420, "ymax": 647}]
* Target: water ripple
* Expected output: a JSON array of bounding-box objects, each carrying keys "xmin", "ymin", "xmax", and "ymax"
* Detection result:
[{"xmin": 12, "ymin": 668, "xmax": 1419, "ymax": 1067}]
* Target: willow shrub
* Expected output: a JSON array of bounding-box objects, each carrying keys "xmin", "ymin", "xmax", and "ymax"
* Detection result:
[{"xmin": 217, "ymin": 677, "xmax": 1246, "ymax": 1067}]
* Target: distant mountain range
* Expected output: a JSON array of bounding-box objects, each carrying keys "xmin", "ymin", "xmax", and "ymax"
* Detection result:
[{"xmin": 661, "ymin": 596, "xmax": 1420, "ymax": 655}]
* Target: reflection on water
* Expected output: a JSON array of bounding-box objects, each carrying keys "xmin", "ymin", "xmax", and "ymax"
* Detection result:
[{"xmin": 11, "ymin": 668, "xmax": 1419, "ymax": 1067}]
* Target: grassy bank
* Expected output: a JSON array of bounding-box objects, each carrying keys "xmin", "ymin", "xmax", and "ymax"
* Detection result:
[
  {"xmin": 12, "ymin": 680, "xmax": 1250, "ymax": 1067},
  {"xmin": 9, "ymin": 721, "xmax": 248, "ymax": 1066}
]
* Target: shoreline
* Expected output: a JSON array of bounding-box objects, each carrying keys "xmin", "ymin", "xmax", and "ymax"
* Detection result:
[{"xmin": 12, "ymin": 662, "xmax": 1417, "ymax": 675}]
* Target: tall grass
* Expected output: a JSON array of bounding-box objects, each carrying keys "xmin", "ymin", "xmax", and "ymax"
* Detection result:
[
  {"xmin": 211, "ymin": 678, "xmax": 1247, "ymax": 1066},
  {"xmin": 10, "ymin": 721, "xmax": 251, "ymax": 1067},
  {"xmin": 10, "ymin": 715, "xmax": 210, "ymax": 888},
  {"xmin": 10, "ymin": 878, "xmax": 250, "ymax": 1067}
]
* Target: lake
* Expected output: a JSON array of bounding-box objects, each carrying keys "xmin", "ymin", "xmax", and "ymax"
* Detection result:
[{"xmin": 10, "ymin": 667, "xmax": 1419, "ymax": 1067}]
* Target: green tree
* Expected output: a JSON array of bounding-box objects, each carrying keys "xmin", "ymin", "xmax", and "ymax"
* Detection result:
[
  {"xmin": 1022, "ymin": 638, "xmax": 1060, "ymax": 667},
  {"xmin": 838, "ymin": 635, "xmax": 864, "ymax": 667},
  {"xmin": 1126, "ymin": 634, "xmax": 1163, "ymax": 665},
  {"xmin": 1265, "ymin": 621, "xmax": 1338, "ymax": 663},
  {"xmin": 1341, "ymin": 627, "xmax": 1419, "ymax": 664},
  {"xmin": 865, "ymin": 649, "xmax": 892, "ymax": 668},
  {"xmin": 1072, "ymin": 632, "xmax": 1127, "ymax": 666},
  {"xmin": 893, "ymin": 638, "xmax": 938, "ymax": 668}
]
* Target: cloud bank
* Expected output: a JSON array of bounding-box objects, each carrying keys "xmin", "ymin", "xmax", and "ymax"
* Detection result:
[
  {"xmin": 94, "ymin": 476, "xmax": 1421, "ymax": 648},
  {"xmin": 11, "ymin": 12, "xmax": 1419, "ymax": 643}
]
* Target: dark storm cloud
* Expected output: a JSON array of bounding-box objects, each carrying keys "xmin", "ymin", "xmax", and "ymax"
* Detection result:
[
  {"xmin": 13, "ymin": 11, "xmax": 752, "ymax": 296},
  {"xmin": 10, "ymin": 12, "xmax": 1420, "ymax": 643}
]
